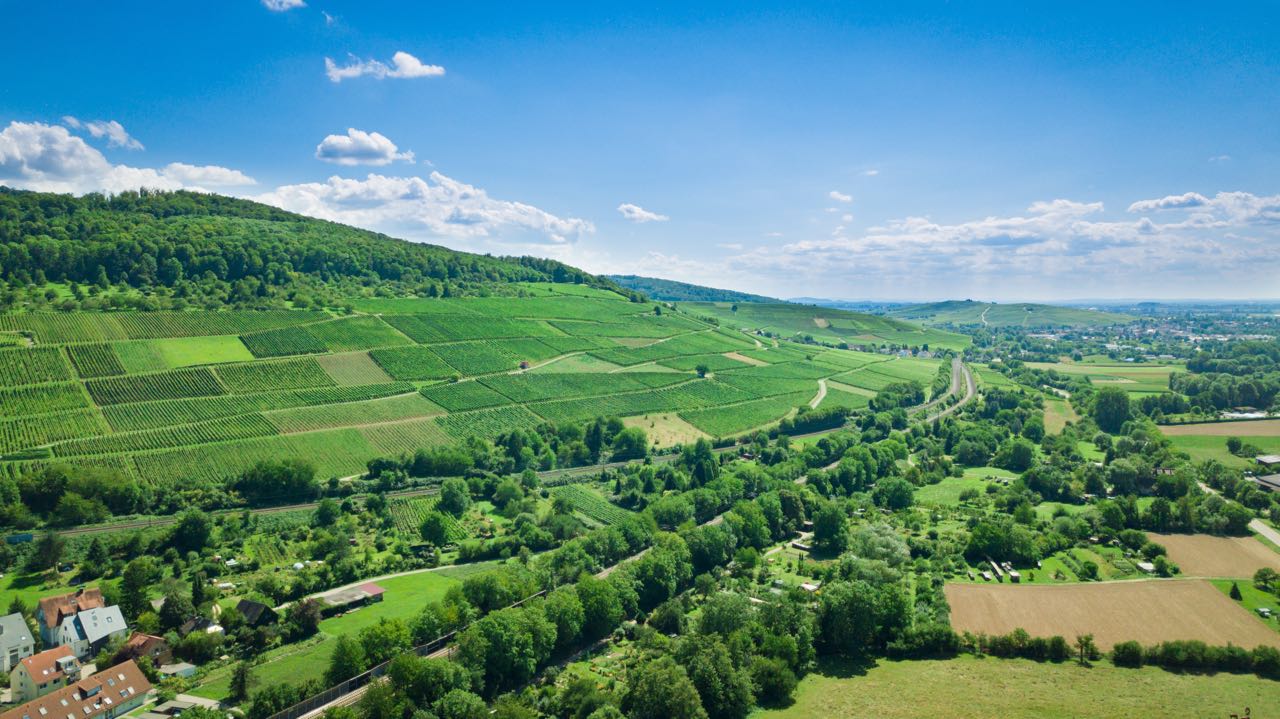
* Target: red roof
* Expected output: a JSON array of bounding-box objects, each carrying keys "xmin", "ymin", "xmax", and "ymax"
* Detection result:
[
  {"xmin": 17, "ymin": 646, "xmax": 76, "ymax": 684},
  {"xmin": 357, "ymin": 583, "xmax": 386, "ymax": 596},
  {"xmin": 1, "ymin": 659, "xmax": 150, "ymax": 719}
]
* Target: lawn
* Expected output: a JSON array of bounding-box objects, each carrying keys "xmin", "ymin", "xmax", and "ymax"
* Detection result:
[
  {"xmin": 319, "ymin": 570, "xmax": 461, "ymax": 635},
  {"xmin": 751, "ymin": 655, "xmax": 1280, "ymax": 719},
  {"xmin": 1212, "ymin": 579, "xmax": 1280, "ymax": 635}
]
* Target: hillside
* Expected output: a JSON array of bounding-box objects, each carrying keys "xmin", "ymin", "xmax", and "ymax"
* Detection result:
[
  {"xmin": 685, "ymin": 301, "xmax": 971, "ymax": 350},
  {"xmin": 889, "ymin": 300, "xmax": 1132, "ymax": 328},
  {"xmin": 0, "ymin": 187, "xmax": 625, "ymax": 306},
  {"xmin": 606, "ymin": 274, "xmax": 778, "ymax": 303}
]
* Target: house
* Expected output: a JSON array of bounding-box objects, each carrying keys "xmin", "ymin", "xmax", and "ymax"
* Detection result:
[
  {"xmin": 0, "ymin": 659, "xmax": 151, "ymax": 719},
  {"xmin": 235, "ymin": 600, "xmax": 278, "ymax": 628},
  {"xmin": 55, "ymin": 606, "xmax": 128, "ymax": 660},
  {"xmin": 177, "ymin": 618, "xmax": 223, "ymax": 637},
  {"xmin": 9, "ymin": 646, "xmax": 80, "ymax": 702},
  {"xmin": 115, "ymin": 633, "xmax": 172, "ymax": 667},
  {"xmin": 318, "ymin": 583, "xmax": 386, "ymax": 615},
  {"xmin": 0, "ymin": 612, "xmax": 35, "ymax": 672},
  {"xmin": 37, "ymin": 589, "xmax": 104, "ymax": 647}
]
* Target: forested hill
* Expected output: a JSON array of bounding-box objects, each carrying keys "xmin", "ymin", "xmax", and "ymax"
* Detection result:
[
  {"xmin": 607, "ymin": 274, "xmax": 778, "ymax": 303},
  {"xmin": 0, "ymin": 187, "xmax": 629, "ymax": 306}
]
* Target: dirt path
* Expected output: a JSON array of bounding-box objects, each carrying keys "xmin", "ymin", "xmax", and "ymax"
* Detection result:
[
  {"xmin": 809, "ymin": 378, "xmax": 827, "ymax": 409},
  {"xmin": 979, "ymin": 305, "xmax": 991, "ymax": 326}
]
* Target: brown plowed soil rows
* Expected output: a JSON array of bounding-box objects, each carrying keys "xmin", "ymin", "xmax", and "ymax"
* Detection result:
[
  {"xmin": 946, "ymin": 579, "xmax": 1280, "ymax": 650},
  {"xmin": 1160, "ymin": 419, "xmax": 1280, "ymax": 436},
  {"xmin": 1148, "ymin": 532, "xmax": 1280, "ymax": 577}
]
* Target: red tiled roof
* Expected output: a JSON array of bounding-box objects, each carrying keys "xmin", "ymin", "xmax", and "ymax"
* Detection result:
[
  {"xmin": 0, "ymin": 660, "xmax": 150, "ymax": 719},
  {"xmin": 36, "ymin": 590, "xmax": 104, "ymax": 629},
  {"xmin": 17, "ymin": 647, "xmax": 76, "ymax": 685}
]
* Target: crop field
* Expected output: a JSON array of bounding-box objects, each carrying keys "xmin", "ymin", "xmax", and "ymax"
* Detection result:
[
  {"xmin": 1160, "ymin": 419, "xmax": 1280, "ymax": 436},
  {"xmin": 549, "ymin": 484, "xmax": 633, "ymax": 524},
  {"xmin": 0, "ymin": 290, "xmax": 942, "ymax": 486},
  {"xmin": 817, "ymin": 386, "xmax": 871, "ymax": 411},
  {"xmin": 1146, "ymin": 532, "xmax": 1280, "ymax": 577},
  {"xmin": 420, "ymin": 380, "xmax": 513, "ymax": 411},
  {"xmin": 315, "ymin": 352, "xmax": 394, "ymax": 385},
  {"xmin": 946, "ymin": 579, "xmax": 1280, "ymax": 649},
  {"xmin": 888, "ymin": 300, "xmax": 1131, "ymax": 328},
  {"xmin": 1025, "ymin": 361, "xmax": 1182, "ymax": 393},
  {"xmin": 680, "ymin": 391, "xmax": 811, "ymax": 436},
  {"xmin": 265, "ymin": 393, "xmax": 441, "ymax": 433},
  {"xmin": 754, "ymin": 655, "xmax": 1277, "ymax": 719},
  {"xmin": 387, "ymin": 495, "xmax": 466, "ymax": 539}
]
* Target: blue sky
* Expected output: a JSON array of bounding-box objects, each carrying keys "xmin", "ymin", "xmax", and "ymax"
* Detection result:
[{"xmin": 1, "ymin": 1, "xmax": 1277, "ymax": 300}]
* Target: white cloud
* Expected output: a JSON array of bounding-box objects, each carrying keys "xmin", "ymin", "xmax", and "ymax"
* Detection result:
[
  {"xmin": 0, "ymin": 121, "xmax": 253, "ymax": 193},
  {"xmin": 862, "ymin": 169, "xmax": 880, "ymax": 177},
  {"xmin": 258, "ymin": 172, "xmax": 593, "ymax": 245},
  {"xmin": 717, "ymin": 243, "xmax": 744, "ymax": 251},
  {"xmin": 616, "ymin": 203, "xmax": 669, "ymax": 223},
  {"xmin": 315, "ymin": 128, "xmax": 414, "ymax": 166},
  {"xmin": 262, "ymin": 0, "xmax": 305, "ymax": 10},
  {"xmin": 1127, "ymin": 192, "xmax": 1209, "ymax": 213},
  {"xmin": 841, "ymin": 213, "xmax": 853, "ymax": 222},
  {"xmin": 161, "ymin": 162, "xmax": 256, "ymax": 187},
  {"xmin": 828, "ymin": 190, "xmax": 852, "ymax": 203},
  {"xmin": 325, "ymin": 51, "xmax": 445, "ymax": 83},
  {"xmin": 1209, "ymin": 154, "xmax": 1231, "ymax": 163},
  {"xmin": 322, "ymin": 10, "xmax": 336, "ymax": 25},
  {"xmin": 724, "ymin": 191, "xmax": 1280, "ymax": 298},
  {"xmin": 62, "ymin": 116, "xmax": 143, "ymax": 150}
]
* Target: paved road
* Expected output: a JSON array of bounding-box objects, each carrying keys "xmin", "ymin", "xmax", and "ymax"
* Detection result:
[
  {"xmin": 809, "ymin": 378, "xmax": 828, "ymax": 409},
  {"xmin": 927, "ymin": 358, "xmax": 977, "ymax": 421}
]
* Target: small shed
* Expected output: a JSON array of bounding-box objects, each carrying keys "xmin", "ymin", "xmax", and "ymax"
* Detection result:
[{"xmin": 1257, "ymin": 455, "xmax": 1280, "ymax": 469}]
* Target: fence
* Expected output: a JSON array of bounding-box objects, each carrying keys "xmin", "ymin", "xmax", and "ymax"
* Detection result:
[{"xmin": 263, "ymin": 590, "xmax": 548, "ymax": 719}]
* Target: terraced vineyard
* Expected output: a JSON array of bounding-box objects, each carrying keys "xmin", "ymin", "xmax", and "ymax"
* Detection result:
[{"xmin": 0, "ymin": 286, "xmax": 943, "ymax": 489}]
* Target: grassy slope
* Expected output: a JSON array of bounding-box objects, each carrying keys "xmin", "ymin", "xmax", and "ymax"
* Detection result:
[
  {"xmin": 752, "ymin": 655, "xmax": 1279, "ymax": 719},
  {"xmin": 685, "ymin": 302, "xmax": 970, "ymax": 351},
  {"xmin": 889, "ymin": 300, "xmax": 1132, "ymax": 327}
]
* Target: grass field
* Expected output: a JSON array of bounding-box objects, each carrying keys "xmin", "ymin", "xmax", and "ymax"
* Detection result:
[
  {"xmin": 1161, "ymin": 419, "xmax": 1280, "ymax": 436},
  {"xmin": 1163, "ymin": 434, "xmax": 1280, "ymax": 469},
  {"xmin": 1025, "ymin": 361, "xmax": 1182, "ymax": 394},
  {"xmin": 622, "ymin": 413, "xmax": 707, "ymax": 447},
  {"xmin": 1147, "ymin": 532, "xmax": 1280, "ymax": 578},
  {"xmin": 751, "ymin": 655, "xmax": 1279, "ymax": 719},
  {"xmin": 915, "ymin": 467, "xmax": 1016, "ymax": 505},
  {"xmin": 685, "ymin": 302, "xmax": 971, "ymax": 351},
  {"xmin": 946, "ymin": 579, "xmax": 1280, "ymax": 649},
  {"xmin": 1043, "ymin": 397, "xmax": 1079, "ymax": 433}
]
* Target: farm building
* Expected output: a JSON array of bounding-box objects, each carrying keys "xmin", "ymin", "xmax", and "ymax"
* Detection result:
[
  {"xmin": 319, "ymin": 582, "xmax": 386, "ymax": 614},
  {"xmin": 1257, "ymin": 454, "xmax": 1280, "ymax": 470},
  {"xmin": 1256, "ymin": 474, "xmax": 1280, "ymax": 493}
]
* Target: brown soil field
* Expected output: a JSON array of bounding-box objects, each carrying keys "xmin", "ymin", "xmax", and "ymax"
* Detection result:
[
  {"xmin": 1147, "ymin": 532, "xmax": 1280, "ymax": 577},
  {"xmin": 946, "ymin": 579, "xmax": 1280, "ymax": 649},
  {"xmin": 622, "ymin": 413, "xmax": 707, "ymax": 447},
  {"xmin": 1160, "ymin": 419, "xmax": 1280, "ymax": 436}
]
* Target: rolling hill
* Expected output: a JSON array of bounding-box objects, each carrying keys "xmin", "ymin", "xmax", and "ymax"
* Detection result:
[
  {"xmin": 889, "ymin": 300, "xmax": 1131, "ymax": 328},
  {"xmin": 684, "ymin": 301, "xmax": 971, "ymax": 350},
  {"xmin": 606, "ymin": 275, "xmax": 779, "ymax": 303}
]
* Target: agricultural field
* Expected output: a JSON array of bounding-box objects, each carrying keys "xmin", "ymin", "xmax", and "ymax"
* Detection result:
[
  {"xmin": 1147, "ymin": 532, "xmax": 1280, "ymax": 577},
  {"xmin": 888, "ymin": 300, "xmax": 1132, "ymax": 328},
  {"xmin": 0, "ymin": 289, "xmax": 942, "ymax": 489},
  {"xmin": 1162, "ymin": 433, "xmax": 1280, "ymax": 469},
  {"xmin": 549, "ymin": 484, "xmax": 633, "ymax": 525},
  {"xmin": 683, "ymin": 302, "xmax": 970, "ymax": 350},
  {"xmin": 1025, "ymin": 361, "xmax": 1184, "ymax": 394},
  {"xmin": 946, "ymin": 579, "xmax": 1280, "ymax": 649},
  {"xmin": 752, "ymin": 655, "xmax": 1278, "ymax": 719},
  {"xmin": 1160, "ymin": 419, "xmax": 1280, "ymax": 437},
  {"xmin": 387, "ymin": 495, "xmax": 466, "ymax": 540}
]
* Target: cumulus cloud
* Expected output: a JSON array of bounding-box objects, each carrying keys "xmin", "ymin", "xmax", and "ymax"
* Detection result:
[
  {"xmin": 616, "ymin": 203, "xmax": 669, "ymax": 223},
  {"xmin": 1127, "ymin": 192, "xmax": 1209, "ymax": 213},
  {"xmin": 62, "ymin": 116, "xmax": 143, "ymax": 150},
  {"xmin": 828, "ymin": 190, "xmax": 852, "ymax": 203},
  {"xmin": 258, "ymin": 172, "xmax": 593, "ymax": 245},
  {"xmin": 315, "ymin": 128, "xmax": 414, "ymax": 166},
  {"xmin": 0, "ymin": 121, "xmax": 253, "ymax": 193},
  {"xmin": 262, "ymin": 0, "xmax": 305, "ymax": 10},
  {"xmin": 725, "ymin": 191, "xmax": 1280, "ymax": 298},
  {"xmin": 325, "ymin": 52, "xmax": 444, "ymax": 83}
]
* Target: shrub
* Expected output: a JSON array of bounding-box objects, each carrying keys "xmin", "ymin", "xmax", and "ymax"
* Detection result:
[{"xmin": 1111, "ymin": 640, "xmax": 1144, "ymax": 667}]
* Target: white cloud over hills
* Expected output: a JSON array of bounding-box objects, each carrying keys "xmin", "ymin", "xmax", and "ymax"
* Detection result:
[{"xmin": 617, "ymin": 203, "xmax": 668, "ymax": 223}]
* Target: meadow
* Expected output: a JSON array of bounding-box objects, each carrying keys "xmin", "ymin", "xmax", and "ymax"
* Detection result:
[{"xmin": 751, "ymin": 655, "xmax": 1278, "ymax": 719}]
